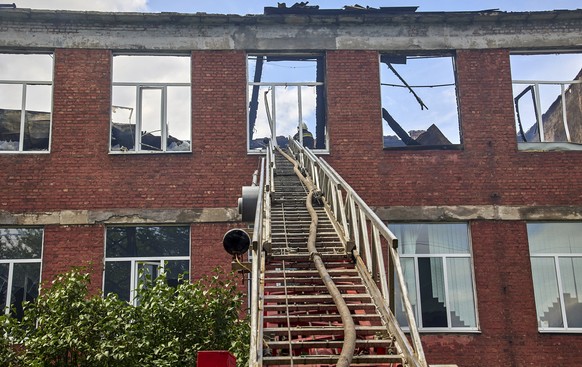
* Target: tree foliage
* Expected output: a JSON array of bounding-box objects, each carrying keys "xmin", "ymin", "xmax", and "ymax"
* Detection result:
[{"xmin": 0, "ymin": 267, "xmax": 249, "ymax": 366}]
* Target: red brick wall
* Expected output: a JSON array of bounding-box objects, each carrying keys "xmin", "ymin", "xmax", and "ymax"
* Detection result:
[
  {"xmin": 0, "ymin": 49, "xmax": 257, "ymax": 212},
  {"xmin": 42, "ymin": 225, "xmax": 105, "ymax": 294},
  {"xmin": 326, "ymin": 49, "xmax": 582, "ymax": 207}
]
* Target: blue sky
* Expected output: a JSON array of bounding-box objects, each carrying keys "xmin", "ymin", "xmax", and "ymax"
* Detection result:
[
  {"xmin": 13, "ymin": 0, "xmax": 582, "ymax": 13},
  {"xmin": 146, "ymin": 1, "xmax": 582, "ymax": 14}
]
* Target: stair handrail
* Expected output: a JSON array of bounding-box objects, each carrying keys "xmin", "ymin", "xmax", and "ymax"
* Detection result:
[
  {"xmin": 289, "ymin": 140, "xmax": 427, "ymax": 367},
  {"xmin": 249, "ymin": 150, "xmax": 269, "ymax": 367}
]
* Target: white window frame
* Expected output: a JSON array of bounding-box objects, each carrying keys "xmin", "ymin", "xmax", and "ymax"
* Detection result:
[
  {"xmin": 0, "ymin": 53, "xmax": 53, "ymax": 154},
  {"xmin": 0, "ymin": 227, "xmax": 43, "ymax": 315},
  {"xmin": 527, "ymin": 222, "xmax": 582, "ymax": 333},
  {"xmin": 511, "ymin": 51, "xmax": 582, "ymax": 151},
  {"xmin": 390, "ymin": 223, "xmax": 479, "ymax": 332},
  {"xmin": 110, "ymin": 55, "xmax": 191, "ymax": 154},
  {"xmin": 246, "ymin": 53, "xmax": 328, "ymax": 154},
  {"xmin": 103, "ymin": 225, "xmax": 190, "ymax": 305}
]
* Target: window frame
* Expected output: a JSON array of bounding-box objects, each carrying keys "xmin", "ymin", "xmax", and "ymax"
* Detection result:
[
  {"xmin": 0, "ymin": 53, "xmax": 54, "ymax": 154},
  {"xmin": 380, "ymin": 52, "xmax": 462, "ymax": 151},
  {"xmin": 510, "ymin": 51, "xmax": 582, "ymax": 151},
  {"xmin": 0, "ymin": 227, "xmax": 44, "ymax": 318},
  {"xmin": 246, "ymin": 53, "xmax": 328, "ymax": 154},
  {"xmin": 527, "ymin": 222, "xmax": 582, "ymax": 333},
  {"xmin": 103, "ymin": 225, "xmax": 191, "ymax": 305},
  {"xmin": 110, "ymin": 54, "xmax": 192, "ymax": 154},
  {"xmin": 389, "ymin": 222, "xmax": 479, "ymax": 332}
]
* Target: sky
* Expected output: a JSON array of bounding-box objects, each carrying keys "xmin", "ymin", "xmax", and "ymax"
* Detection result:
[{"xmin": 11, "ymin": 0, "xmax": 582, "ymax": 14}]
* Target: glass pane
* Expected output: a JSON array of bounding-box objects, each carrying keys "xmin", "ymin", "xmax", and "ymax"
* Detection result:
[
  {"xmin": 389, "ymin": 223, "xmax": 469, "ymax": 255},
  {"xmin": 140, "ymin": 88, "xmax": 163, "ymax": 151},
  {"xmin": 104, "ymin": 261, "xmax": 131, "ymax": 302},
  {"xmin": 111, "ymin": 86, "xmax": 137, "ymax": 151},
  {"xmin": 11, "ymin": 263, "xmax": 40, "ymax": 320},
  {"xmin": 166, "ymin": 86, "xmax": 191, "ymax": 151},
  {"xmin": 249, "ymin": 85, "xmax": 273, "ymax": 149},
  {"xmin": 113, "ymin": 55, "xmax": 190, "ymax": 83},
  {"xmin": 0, "ymin": 263, "xmax": 8, "ymax": 311},
  {"xmin": 0, "ymin": 84, "xmax": 23, "ymax": 151},
  {"xmin": 0, "ymin": 54, "xmax": 53, "ymax": 81},
  {"xmin": 447, "ymin": 258, "xmax": 477, "ymax": 327},
  {"xmin": 559, "ymin": 257, "xmax": 582, "ymax": 328},
  {"xmin": 165, "ymin": 260, "xmax": 190, "ymax": 287},
  {"xmin": 0, "ymin": 228, "xmax": 43, "ymax": 259},
  {"xmin": 106, "ymin": 226, "xmax": 189, "ymax": 258},
  {"xmin": 23, "ymin": 84, "xmax": 51, "ymax": 151},
  {"xmin": 527, "ymin": 223, "xmax": 582, "ymax": 254},
  {"xmin": 137, "ymin": 261, "xmax": 160, "ymax": 287},
  {"xmin": 247, "ymin": 55, "xmax": 325, "ymax": 151},
  {"xmin": 418, "ymin": 257, "xmax": 447, "ymax": 327},
  {"xmin": 381, "ymin": 55, "xmax": 459, "ymax": 146},
  {"xmin": 395, "ymin": 257, "xmax": 416, "ymax": 327},
  {"xmin": 531, "ymin": 257, "xmax": 563, "ymax": 328}
]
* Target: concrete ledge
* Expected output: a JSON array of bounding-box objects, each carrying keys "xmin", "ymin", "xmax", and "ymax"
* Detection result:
[
  {"xmin": 0, "ymin": 208, "xmax": 240, "ymax": 225},
  {"xmin": 374, "ymin": 205, "xmax": 582, "ymax": 222}
]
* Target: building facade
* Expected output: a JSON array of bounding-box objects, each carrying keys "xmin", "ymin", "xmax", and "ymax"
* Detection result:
[{"xmin": 0, "ymin": 5, "xmax": 581, "ymax": 366}]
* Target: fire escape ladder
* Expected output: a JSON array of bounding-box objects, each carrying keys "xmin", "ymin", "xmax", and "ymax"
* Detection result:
[{"xmin": 249, "ymin": 140, "xmax": 428, "ymax": 367}]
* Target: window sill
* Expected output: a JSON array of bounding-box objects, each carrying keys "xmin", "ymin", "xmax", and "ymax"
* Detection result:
[
  {"xmin": 109, "ymin": 150, "xmax": 192, "ymax": 155},
  {"xmin": 383, "ymin": 144, "xmax": 463, "ymax": 151},
  {"xmin": 248, "ymin": 148, "xmax": 330, "ymax": 155},
  {"xmin": 407, "ymin": 328, "xmax": 481, "ymax": 334},
  {"xmin": 538, "ymin": 328, "xmax": 582, "ymax": 334},
  {"xmin": 518, "ymin": 142, "xmax": 582, "ymax": 152},
  {"xmin": 0, "ymin": 150, "xmax": 50, "ymax": 154}
]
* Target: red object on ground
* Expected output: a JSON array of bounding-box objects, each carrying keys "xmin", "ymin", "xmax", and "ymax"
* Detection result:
[{"xmin": 197, "ymin": 351, "xmax": 237, "ymax": 367}]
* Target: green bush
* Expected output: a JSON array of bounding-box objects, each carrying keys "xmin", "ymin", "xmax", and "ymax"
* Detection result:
[{"xmin": 0, "ymin": 267, "xmax": 249, "ymax": 366}]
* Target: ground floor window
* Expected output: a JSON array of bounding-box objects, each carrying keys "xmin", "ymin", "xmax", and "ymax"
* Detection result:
[
  {"xmin": 527, "ymin": 222, "xmax": 582, "ymax": 331},
  {"xmin": 104, "ymin": 226, "xmax": 190, "ymax": 304},
  {"xmin": 0, "ymin": 228, "xmax": 43, "ymax": 319},
  {"xmin": 388, "ymin": 223, "xmax": 478, "ymax": 331}
]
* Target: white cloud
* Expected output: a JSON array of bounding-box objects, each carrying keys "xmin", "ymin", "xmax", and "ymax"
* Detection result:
[{"xmin": 15, "ymin": 0, "xmax": 147, "ymax": 12}]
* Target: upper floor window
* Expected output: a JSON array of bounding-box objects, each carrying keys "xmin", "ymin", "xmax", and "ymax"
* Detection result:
[
  {"xmin": 104, "ymin": 226, "xmax": 190, "ymax": 305},
  {"xmin": 0, "ymin": 53, "xmax": 53, "ymax": 153},
  {"xmin": 111, "ymin": 55, "xmax": 191, "ymax": 153},
  {"xmin": 381, "ymin": 54, "xmax": 460, "ymax": 149},
  {"xmin": 247, "ymin": 54, "xmax": 327, "ymax": 152},
  {"xmin": 0, "ymin": 228, "xmax": 43, "ymax": 320},
  {"xmin": 527, "ymin": 222, "xmax": 582, "ymax": 332},
  {"xmin": 511, "ymin": 52, "xmax": 582, "ymax": 150},
  {"xmin": 388, "ymin": 223, "xmax": 478, "ymax": 331}
]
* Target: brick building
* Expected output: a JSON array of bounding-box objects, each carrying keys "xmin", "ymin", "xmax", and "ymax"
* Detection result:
[{"xmin": 0, "ymin": 5, "xmax": 581, "ymax": 366}]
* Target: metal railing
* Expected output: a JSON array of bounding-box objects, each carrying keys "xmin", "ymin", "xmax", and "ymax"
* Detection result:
[
  {"xmin": 513, "ymin": 79, "xmax": 582, "ymax": 143},
  {"xmin": 289, "ymin": 140, "xmax": 427, "ymax": 367},
  {"xmin": 248, "ymin": 139, "xmax": 272, "ymax": 367}
]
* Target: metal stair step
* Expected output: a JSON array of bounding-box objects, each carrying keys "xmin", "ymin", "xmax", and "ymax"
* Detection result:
[
  {"xmin": 265, "ymin": 338, "xmax": 395, "ymax": 350},
  {"xmin": 262, "ymin": 354, "xmax": 404, "ymax": 366},
  {"xmin": 264, "ymin": 294, "xmax": 372, "ymax": 303},
  {"xmin": 263, "ymin": 325, "xmax": 387, "ymax": 337},
  {"xmin": 263, "ymin": 303, "xmax": 378, "ymax": 313},
  {"xmin": 263, "ymin": 313, "xmax": 382, "ymax": 324}
]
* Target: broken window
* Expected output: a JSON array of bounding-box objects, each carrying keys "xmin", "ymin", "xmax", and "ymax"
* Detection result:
[
  {"xmin": 511, "ymin": 52, "xmax": 582, "ymax": 150},
  {"xmin": 527, "ymin": 222, "xmax": 582, "ymax": 331},
  {"xmin": 247, "ymin": 54, "xmax": 327, "ymax": 151},
  {"xmin": 104, "ymin": 226, "xmax": 190, "ymax": 305},
  {"xmin": 388, "ymin": 223, "xmax": 478, "ymax": 331},
  {"xmin": 381, "ymin": 54, "xmax": 460, "ymax": 149},
  {"xmin": 111, "ymin": 55, "xmax": 191, "ymax": 153},
  {"xmin": 0, "ymin": 228, "xmax": 43, "ymax": 320},
  {"xmin": 0, "ymin": 54, "xmax": 53, "ymax": 152}
]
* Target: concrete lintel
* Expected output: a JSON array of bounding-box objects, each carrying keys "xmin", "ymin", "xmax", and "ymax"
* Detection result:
[
  {"xmin": 374, "ymin": 205, "xmax": 582, "ymax": 222},
  {"xmin": 0, "ymin": 9, "xmax": 581, "ymax": 51},
  {"xmin": 0, "ymin": 208, "xmax": 240, "ymax": 226}
]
